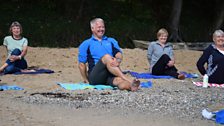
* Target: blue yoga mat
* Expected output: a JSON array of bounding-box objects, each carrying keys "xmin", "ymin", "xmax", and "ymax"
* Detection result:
[
  {"xmin": 127, "ymin": 71, "xmax": 198, "ymax": 79},
  {"xmin": 14, "ymin": 69, "xmax": 54, "ymax": 75},
  {"xmin": 0, "ymin": 85, "xmax": 24, "ymax": 91},
  {"xmin": 57, "ymin": 82, "xmax": 114, "ymax": 90}
]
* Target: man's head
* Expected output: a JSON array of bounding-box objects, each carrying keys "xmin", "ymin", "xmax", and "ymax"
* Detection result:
[{"xmin": 90, "ymin": 18, "xmax": 105, "ymax": 40}]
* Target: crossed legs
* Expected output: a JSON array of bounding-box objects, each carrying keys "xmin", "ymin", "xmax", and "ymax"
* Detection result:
[
  {"xmin": 88, "ymin": 54, "xmax": 140, "ymax": 91},
  {"xmin": 152, "ymin": 54, "xmax": 185, "ymax": 79},
  {"xmin": 0, "ymin": 49, "xmax": 33, "ymax": 74},
  {"xmin": 101, "ymin": 54, "xmax": 140, "ymax": 91}
]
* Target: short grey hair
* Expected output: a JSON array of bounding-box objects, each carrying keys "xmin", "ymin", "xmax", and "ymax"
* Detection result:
[
  {"xmin": 213, "ymin": 29, "xmax": 224, "ymax": 38},
  {"xmin": 90, "ymin": 18, "xmax": 104, "ymax": 28},
  {"xmin": 9, "ymin": 21, "xmax": 23, "ymax": 34}
]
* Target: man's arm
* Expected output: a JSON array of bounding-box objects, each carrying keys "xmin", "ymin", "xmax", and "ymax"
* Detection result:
[
  {"xmin": 115, "ymin": 52, "xmax": 123, "ymax": 64},
  {"xmin": 78, "ymin": 62, "xmax": 89, "ymax": 83}
]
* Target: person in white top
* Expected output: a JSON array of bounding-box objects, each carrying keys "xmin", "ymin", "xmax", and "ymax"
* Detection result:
[{"xmin": 0, "ymin": 21, "xmax": 30, "ymax": 74}]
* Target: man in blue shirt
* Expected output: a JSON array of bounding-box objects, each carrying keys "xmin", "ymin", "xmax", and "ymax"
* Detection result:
[{"xmin": 78, "ymin": 18, "xmax": 140, "ymax": 91}]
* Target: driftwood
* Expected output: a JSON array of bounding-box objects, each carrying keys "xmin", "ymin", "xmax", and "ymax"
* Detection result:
[{"xmin": 132, "ymin": 40, "xmax": 212, "ymax": 51}]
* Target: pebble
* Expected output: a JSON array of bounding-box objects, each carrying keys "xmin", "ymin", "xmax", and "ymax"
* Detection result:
[{"xmin": 16, "ymin": 80, "xmax": 224, "ymax": 120}]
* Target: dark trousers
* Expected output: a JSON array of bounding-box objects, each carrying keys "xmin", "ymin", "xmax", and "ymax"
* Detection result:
[
  {"xmin": 4, "ymin": 48, "xmax": 28, "ymax": 74},
  {"xmin": 152, "ymin": 54, "xmax": 179, "ymax": 78}
]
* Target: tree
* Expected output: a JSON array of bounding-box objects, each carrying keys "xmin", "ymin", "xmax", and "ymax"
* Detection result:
[
  {"xmin": 168, "ymin": 0, "xmax": 183, "ymax": 42},
  {"xmin": 76, "ymin": 0, "xmax": 86, "ymax": 21},
  {"xmin": 211, "ymin": 0, "xmax": 224, "ymax": 32}
]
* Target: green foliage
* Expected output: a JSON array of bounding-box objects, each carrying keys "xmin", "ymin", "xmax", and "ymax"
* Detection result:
[{"xmin": 0, "ymin": 0, "xmax": 222, "ymax": 48}]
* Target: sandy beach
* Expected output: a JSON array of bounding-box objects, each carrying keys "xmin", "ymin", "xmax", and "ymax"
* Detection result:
[{"xmin": 0, "ymin": 46, "xmax": 222, "ymax": 126}]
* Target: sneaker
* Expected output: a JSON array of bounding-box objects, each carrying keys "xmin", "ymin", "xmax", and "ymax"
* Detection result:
[
  {"xmin": 202, "ymin": 109, "xmax": 215, "ymax": 119},
  {"xmin": 178, "ymin": 74, "xmax": 185, "ymax": 80}
]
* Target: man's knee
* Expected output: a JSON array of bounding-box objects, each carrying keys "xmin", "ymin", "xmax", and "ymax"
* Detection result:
[
  {"xmin": 11, "ymin": 48, "xmax": 21, "ymax": 56},
  {"xmin": 101, "ymin": 54, "xmax": 113, "ymax": 64}
]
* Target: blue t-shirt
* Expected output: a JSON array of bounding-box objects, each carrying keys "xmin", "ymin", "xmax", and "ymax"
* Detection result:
[{"xmin": 78, "ymin": 35, "xmax": 122, "ymax": 73}]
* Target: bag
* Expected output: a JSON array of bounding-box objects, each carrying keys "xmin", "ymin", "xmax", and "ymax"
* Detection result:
[{"xmin": 216, "ymin": 110, "xmax": 224, "ymax": 124}]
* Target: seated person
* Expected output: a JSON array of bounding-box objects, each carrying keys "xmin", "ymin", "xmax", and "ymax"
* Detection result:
[
  {"xmin": 0, "ymin": 21, "xmax": 31, "ymax": 74},
  {"xmin": 147, "ymin": 28, "xmax": 185, "ymax": 79},
  {"xmin": 78, "ymin": 18, "xmax": 140, "ymax": 91},
  {"xmin": 197, "ymin": 30, "xmax": 224, "ymax": 84}
]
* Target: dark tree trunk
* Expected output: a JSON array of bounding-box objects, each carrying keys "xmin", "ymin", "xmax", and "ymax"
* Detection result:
[
  {"xmin": 76, "ymin": 0, "xmax": 86, "ymax": 20},
  {"xmin": 212, "ymin": 0, "xmax": 224, "ymax": 31},
  {"xmin": 168, "ymin": 0, "xmax": 183, "ymax": 42}
]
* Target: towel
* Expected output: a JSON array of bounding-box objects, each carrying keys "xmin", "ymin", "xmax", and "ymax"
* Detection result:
[
  {"xmin": 57, "ymin": 82, "xmax": 114, "ymax": 90},
  {"xmin": 0, "ymin": 85, "xmax": 24, "ymax": 91},
  {"xmin": 140, "ymin": 81, "xmax": 152, "ymax": 88},
  {"xmin": 127, "ymin": 71, "xmax": 198, "ymax": 79},
  {"xmin": 179, "ymin": 71, "xmax": 199, "ymax": 78},
  {"xmin": 14, "ymin": 69, "xmax": 54, "ymax": 75},
  {"xmin": 57, "ymin": 81, "xmax": 152, "ymax": 90},
  {"xmin": 193, "ymin": 81, "xmax": 224, "ymax": 88}
]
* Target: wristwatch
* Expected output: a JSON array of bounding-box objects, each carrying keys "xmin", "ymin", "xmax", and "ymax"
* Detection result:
[{"xmin": 116, "ymin": 58, "xmax": 122, "ymax": 63}]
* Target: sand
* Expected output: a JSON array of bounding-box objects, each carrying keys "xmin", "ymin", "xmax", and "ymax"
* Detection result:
[{"xmin": 0, "ymin": 46, "xmax": 219, "ymax": 126}]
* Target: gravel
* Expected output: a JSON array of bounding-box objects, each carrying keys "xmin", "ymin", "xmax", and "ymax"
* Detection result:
[{"xmin": 16, "ymin": 79, "xmax": 224, "ymax": 120}]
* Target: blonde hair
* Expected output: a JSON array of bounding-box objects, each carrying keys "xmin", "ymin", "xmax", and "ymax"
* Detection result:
[
  {"xmin": 90, "ymin": 18, "xmax": 104, "ymax": 29},
  {"xmin": 9, "ymin": 21, "xmax": 23, "ymax": 34},
  {"xmin": 157, "ymin": 28, "xmax": 168, "ymax": 38}
]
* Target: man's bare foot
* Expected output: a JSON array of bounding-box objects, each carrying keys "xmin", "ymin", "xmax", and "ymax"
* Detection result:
[{"xmin": 131, "ymin": 79, "xmax": 140, "ymax": 91}]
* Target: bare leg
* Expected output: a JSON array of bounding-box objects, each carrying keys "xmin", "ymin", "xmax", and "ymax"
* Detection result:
[{"xmin": 101, "ymin": 54, "xmax": 140, "ymax": 91}]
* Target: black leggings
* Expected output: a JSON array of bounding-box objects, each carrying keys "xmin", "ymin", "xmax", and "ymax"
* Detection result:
[
  {"xmin": 152, "ymin": 54, "xmax": 179, "ymax": 78},
  {"xmin": 88, "ymin": 59, "xmax": 115, "ymax": 85}
]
